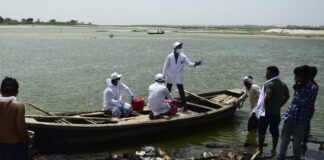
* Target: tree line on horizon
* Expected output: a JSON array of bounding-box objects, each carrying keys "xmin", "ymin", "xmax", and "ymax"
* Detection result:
[{"xmin": 0, "ymin": 16, "xmax": 92, "ymax": 25}]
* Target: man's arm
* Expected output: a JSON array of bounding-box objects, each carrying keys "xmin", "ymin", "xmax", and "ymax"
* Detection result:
[
  {"xmin": 183, "ymin": 55, "xmax": 196, "ymax": 67},
  {"xmin": 121, "ymin": 83, "xmax": 135, "ymax": 101},
  {"xmin": 165, "ymin": 88, "xmax": 174, "ymax": 101},
  {"xmin": 16, "ymin": 104, "xmax": 32, "ymax": 144},
  {"xmin": 264, "ymin": 83, "xmax": 273, "ymax": 113},
  {"xmin": 162, "ymin": 56, "xmax": 170, "ymax": 77},
  {"xmin": 281, "ymin": 85, "xmax": 290, "ymax": 107}
]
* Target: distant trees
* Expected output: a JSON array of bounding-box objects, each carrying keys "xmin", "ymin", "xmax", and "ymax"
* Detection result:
[
  {"xmin": 0, "ymin": 16, "xmax": 4, "ymax": 23},
  {"xmin": 0, "ymin": 16, "xmax": 92, "ymax": 25}
]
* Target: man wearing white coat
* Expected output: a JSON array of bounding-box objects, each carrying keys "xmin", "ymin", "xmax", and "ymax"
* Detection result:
[
  {"xmin": 148, "ymin": 73, "xmax": 175, "ymax": 119},
  {"xmin": 162, "ymin": 42, "xmax": 202, "ymax": 110},
  {"xmin": 103, "ymin": 72, "xmax": 135, "ymax": 118}
]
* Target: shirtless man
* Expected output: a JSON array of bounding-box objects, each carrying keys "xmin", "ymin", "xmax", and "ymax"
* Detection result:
[{"xmin": 0, "ymin": 77, "xmax": 32, "ymax": 160}]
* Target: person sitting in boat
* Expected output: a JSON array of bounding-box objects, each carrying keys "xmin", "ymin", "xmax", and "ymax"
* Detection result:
[
  {"xmin": 0, "ymin": 77, "xmax": 32, "ymax": 159},
  {"xmin": 103, "ymin": 72, "xmax": 135, "ymax": 118},
  {"xmin": 148, "ymin": 73, "xmax": 176, "ymax": 119}
]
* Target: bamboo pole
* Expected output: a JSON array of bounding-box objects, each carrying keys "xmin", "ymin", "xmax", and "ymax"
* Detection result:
[
  {"xmin": 183, "ymin": 90, "xmax": 222, "ymax": 107},
  {"xmin": 27, "ymin": 103, "xmax": 71, "ymax": 124},
  {"xmin": 28, "ymin": 103, "xmax": 55, "ymax": 116}
]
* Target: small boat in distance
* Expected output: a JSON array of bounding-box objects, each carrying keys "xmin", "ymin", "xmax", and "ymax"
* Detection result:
[
  {"xmin": 147, "ymin": 29, "xmax": 165, "ymax": 34},
  {"xmin": 26, "ymin": 89, "xmax": 245, "ymax": 147}
]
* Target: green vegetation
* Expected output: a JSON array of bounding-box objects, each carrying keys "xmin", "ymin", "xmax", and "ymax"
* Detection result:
[{"xmin": 0, "ymin": 16, "xmax": 92, "ymax": 25}]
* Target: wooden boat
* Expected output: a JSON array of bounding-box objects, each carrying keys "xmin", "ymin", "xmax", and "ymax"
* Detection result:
[{"xmin": 26, "ymin": 89, "xmax": 245, "ymax": 146}]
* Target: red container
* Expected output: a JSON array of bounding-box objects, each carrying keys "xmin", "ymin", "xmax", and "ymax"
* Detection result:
[
  {"xmin": 165, "ymin": 99, "xmax": 179, "ymax": 116},
  {"xmin": 131, "ymin": 97, "xmax": 145, "ymax": 111}
]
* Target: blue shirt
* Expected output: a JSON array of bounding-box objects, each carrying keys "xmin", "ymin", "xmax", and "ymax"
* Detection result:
[{"xmin": 283, "ymin": 81, "xmax": 318, "ymax": 125}]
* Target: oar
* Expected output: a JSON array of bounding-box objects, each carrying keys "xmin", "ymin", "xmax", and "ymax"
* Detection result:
[
  {"xmin": 28, "ymin": 103, "xmax": 71, "ymax": 124},
  {"xmin": 28, "ymin": 103, "xmax": 55, "ymax": 116},
  {"xmin": 183, "ymin": 90, "xmax": 221, "ymax": 107}
]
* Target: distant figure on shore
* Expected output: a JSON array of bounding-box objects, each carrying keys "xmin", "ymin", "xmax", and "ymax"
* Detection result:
[
  {"xmin": 277, "ymin": 65, "xmax": 318, "ymax": 160},
  {"xmin": 302, "ymin": 66, "xmax": 319, "ymax": 150},
  {"xmin": 148, "ymin": 73, "xmax": 176, "ymax": 119},
  {"xmin": 103, "ymin": 72, "xmax": 135, "ymax": 118},
  {"xmin": 242, "ymin": 76, "xmax": 260, "ymax": 132},
  {"xmin": 162, "ymin": 42, "xmax": 202, "ymax": 111},
  {"xmin": 0, "ymin": 77, "xmax": 32, "ymax": 160},
  {"xmin": 255, "ymin": 66, "xmax": 290, "ymax": 156}
]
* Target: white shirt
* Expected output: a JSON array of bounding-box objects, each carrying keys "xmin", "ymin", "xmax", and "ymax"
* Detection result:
[
  {"xmin": 162, "ymin": 52, "xmax": 195, "ymax": 84},
  {"xmin": 244, "ymin": 84, "xmax": 260, "ymax": 111},
  {"xmin": 103, "ymin": 79, "xmax": 134, "ymax": 111},
  {"xmin": 148, "ymin": 82, "xmax": 173, "ymax": 115}
]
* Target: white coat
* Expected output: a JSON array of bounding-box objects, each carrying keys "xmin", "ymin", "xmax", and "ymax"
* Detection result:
[
  {"xmin": 148, "ymin": 82, "xmax": 174, "ymax": 116},
  {"xmin": 162, "ymin": 52, "xmax": 195, "ymax": 84},
  {"xmin": 103, "ymin": 79, "xmax": 134, "ymax": 111}
]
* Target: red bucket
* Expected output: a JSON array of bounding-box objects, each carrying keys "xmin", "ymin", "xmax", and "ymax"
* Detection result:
[
  {"xmin": 131, "ymin": 97, "xmax": 145, "ymax": 111},
  {"xmin": 165, "ymin": 99, "xmax": 179, "ymax": 116}
]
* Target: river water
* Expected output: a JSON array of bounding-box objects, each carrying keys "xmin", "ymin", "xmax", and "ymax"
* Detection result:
[{"xmin": 0, "ymin": 26, "xmax": 323, "ymax": 158}]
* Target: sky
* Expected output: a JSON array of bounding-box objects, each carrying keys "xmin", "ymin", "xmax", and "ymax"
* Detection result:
[{"xmin": 1, "ymin": 0, "xmax": 324, "ymax": 26}]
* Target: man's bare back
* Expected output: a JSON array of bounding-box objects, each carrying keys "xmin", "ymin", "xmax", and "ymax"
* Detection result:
[{"xmin": 0, "ymin": 100, "xmax": 31, "ymax": 144}]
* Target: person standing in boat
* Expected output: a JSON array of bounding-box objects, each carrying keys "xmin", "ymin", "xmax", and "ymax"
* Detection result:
[
  {"xmin": 162, "ymin": 42, "xmax": 202, "ymax": 110},
  {"xmin": 0, "ymin": 77, "xmax": 32, "ymax": 160},
  {"xmin": 103, "ymin": 72, "xmax": 135, "ymax": 118},
  {"xmin": 148, "ymin": 73, "xmax": 176, "ymax": 119}
]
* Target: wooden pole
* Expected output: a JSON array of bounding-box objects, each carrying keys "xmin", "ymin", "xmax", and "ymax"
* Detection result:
[
  {"xmin": 28, "ymin": 103, "xmax": 55, "ymax": 116},
  {"xmin": 27, "ymin": 103, "xmax": 71, "ymax": 124},
  {"xmin": 183, "ymin": 90, "xmax": 222, "ymax": 107},
  {"xmin": 26, "ymin": 115, "xmax": 117, "ymax": 123}
]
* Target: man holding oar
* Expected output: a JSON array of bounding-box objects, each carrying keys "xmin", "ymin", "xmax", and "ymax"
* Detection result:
[
  {"xmin": 162, "ymin": 42, "xmax": 202, "ymax": 110},
  {"xmin": 0, "ymin": 77, "xmax": 32, "ymax": 160}
]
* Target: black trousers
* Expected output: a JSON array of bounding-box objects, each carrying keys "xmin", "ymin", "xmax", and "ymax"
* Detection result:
[{"xmin": 166, "ymin": 83, "xmax": 187, "ymax": 109}]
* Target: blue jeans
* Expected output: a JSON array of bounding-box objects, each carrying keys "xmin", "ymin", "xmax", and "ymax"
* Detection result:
[
  {"xmin": 277, "ymin": 119, "xmax": 306, "ymax": 160},
  {"xmin": 109, "ymin": 102, "xmax": 132, "ymax": 118}
]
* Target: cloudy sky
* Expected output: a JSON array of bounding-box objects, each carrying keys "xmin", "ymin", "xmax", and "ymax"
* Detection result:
[{"xmin": 1, "ymin": 0, "xmax": 323, "ymax": 26}]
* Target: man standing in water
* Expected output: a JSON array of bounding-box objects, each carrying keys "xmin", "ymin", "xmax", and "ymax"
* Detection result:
[
  {"xmin": 242, "ymin": 76, "xmax": 260, "ymax": 147},
  {"xmin": 162, "ymin": 42, "xmax": 202, "ymax": 110},
  {"xmin": 242, "ymin": 76, "xmax": 260, "ymax": 132},
  {"xmin": 0, "ymin": 77, "xmax": 32, "ymax": 160},
  {"xmin": 255, "ymin": 66, "xmax": 290, "ymax": 156}
]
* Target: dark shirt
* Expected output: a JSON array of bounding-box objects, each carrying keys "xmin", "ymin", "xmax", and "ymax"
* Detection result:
[
  {"xmin": 264, "ymin": 79, "xmax": 289, "ymax": 115},
  {"xmin": 174, "ymin": 53, "xmax": 179, "ymax": 64}
]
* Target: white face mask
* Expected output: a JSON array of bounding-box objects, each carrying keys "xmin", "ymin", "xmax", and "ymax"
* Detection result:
[{"xmin": 175, "ymin": 49, "xmax": 182, "ymax": 53}]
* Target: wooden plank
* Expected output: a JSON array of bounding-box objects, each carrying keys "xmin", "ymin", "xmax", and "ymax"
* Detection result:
[
  {"xmin": 187, "ymin": 102, "xmax": 213, "ymax": 111},
  {"xmin": 25, "ymin": 115, "xmax": 118, "ymax": 123}
]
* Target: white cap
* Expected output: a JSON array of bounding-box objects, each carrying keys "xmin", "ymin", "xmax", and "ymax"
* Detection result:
[
  {"xmin": 173, "ymin": 42, "xmax": 183, "ymax": 49},
  {"xmin": 243, "ymin": 76, "xmax": 253, "ymax": 84},
  {"xmin": 155, "ymin": 73, "xmax": 165, "ymax": 83},
  {"xmin": 111, "ymin": 72, "xmax": 122, "ymax": 80}
]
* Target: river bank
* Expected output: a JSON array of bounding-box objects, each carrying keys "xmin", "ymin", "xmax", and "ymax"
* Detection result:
[
  {"xmin": 31, "ymin": 140, "xmax": 324, "ymax": 160},
  {"xmin": 1, "ymin": 25, "xmax": 324, "ymax": 40}
]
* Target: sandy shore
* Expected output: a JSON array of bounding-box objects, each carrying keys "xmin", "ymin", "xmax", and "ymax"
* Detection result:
[{"xmin": 263, "ymin": 28, "xmax": 324, "ymax": 35}]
